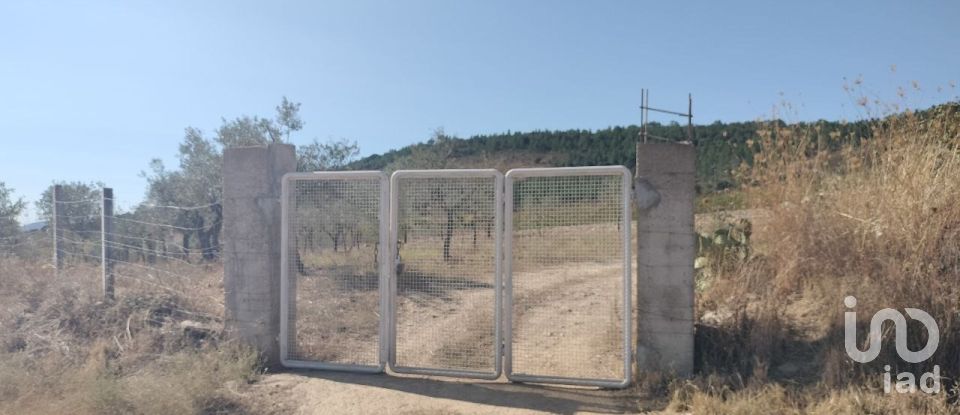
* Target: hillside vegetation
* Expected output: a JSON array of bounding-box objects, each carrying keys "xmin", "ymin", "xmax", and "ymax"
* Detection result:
[{"xmin": 350, "ymin": 118, "xmax": 873, "ymax": 194}]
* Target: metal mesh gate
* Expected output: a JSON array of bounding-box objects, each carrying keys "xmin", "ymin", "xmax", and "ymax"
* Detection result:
[
  {"xmin": 280, "ymin": 171, "xmax": 389, "ymax": 371},
  {"xmin": 279, "ymin": 166, "xmax": 632, "ymax": 385},
  {"xmin": 389, "ymin": 170, "xmax": 503, "ymax": 379},
  {"xmin": 504, "ymin": 166, "xmax": 632, "ymax": 388}
]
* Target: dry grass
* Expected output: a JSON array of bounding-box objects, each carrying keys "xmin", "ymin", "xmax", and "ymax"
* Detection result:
[
  {"xmin": 664, "ymin": 379, "xmax": 957, "ymax": 414},
  {"xmin": 691, "ymin": 102, "xmax": 960, "ymax": 412},
  {"xmin": 0, "ymin": 256, "xmax": 259, "ymax": 415}
]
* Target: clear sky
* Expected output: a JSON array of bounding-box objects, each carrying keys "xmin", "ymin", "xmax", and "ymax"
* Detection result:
[{"xmin": 1, "ymin": 0, "xmax": 958, "ymax": 220}]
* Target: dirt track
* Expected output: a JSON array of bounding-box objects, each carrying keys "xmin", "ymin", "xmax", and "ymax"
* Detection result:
[
  {"xmin": 278, "ymin": 200, "xmax": 647, "ymax": 414},
  {"xmin": 240, "ymin": 371, "xmax": 665, "ymax": 414},
  {"xmin": 510, "ymin": 262, "xmax": 628, "ymax": 381},
  {"xmin": 270, "ymin": 259, "xmax": 646, "ymax": 414}
]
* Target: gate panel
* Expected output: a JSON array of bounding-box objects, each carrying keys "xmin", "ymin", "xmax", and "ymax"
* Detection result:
[
  {"xmin": 504, "ymin": 166, "xmax": 632, "ymax": 388},
  {"xmin": 389, "ymin": 170, "xmax": 502, "ymax": 379},
  {"xmin": 280, "ymin": 171, "xmax": 389, "ymax": 372}
]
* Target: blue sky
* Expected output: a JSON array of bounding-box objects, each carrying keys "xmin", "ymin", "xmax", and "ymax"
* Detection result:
[{"xmin": 1, "ymin": 0, "xmax": 958, "ymax": 220}]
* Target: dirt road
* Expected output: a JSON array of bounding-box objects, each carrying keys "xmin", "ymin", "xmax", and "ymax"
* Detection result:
[
  {"xmin": 240, "ymin": 371, "xmax": 665, "ymax": 414},
  {"xmin": 274, "ymin": 259, "xmax": 646, "ymax": 414}
]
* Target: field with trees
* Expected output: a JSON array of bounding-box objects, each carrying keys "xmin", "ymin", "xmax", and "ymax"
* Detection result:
[{"xmin": 1, "ymin": 96, "xmax": 959, "ymax": 413}]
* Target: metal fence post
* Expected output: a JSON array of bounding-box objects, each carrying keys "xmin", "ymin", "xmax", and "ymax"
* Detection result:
[
  {"xmin": 52, "ymin": 184, "xmax": 64, "ymax": 276},
  {"xmin": 101, "ymin": 187, "xmax": 115, "ymax": 301}
]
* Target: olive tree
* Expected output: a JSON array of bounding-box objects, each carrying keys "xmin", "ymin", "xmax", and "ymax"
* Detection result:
[{"xmin": 142, "ymin": 97, "xmax": 359, "ymax": 261}]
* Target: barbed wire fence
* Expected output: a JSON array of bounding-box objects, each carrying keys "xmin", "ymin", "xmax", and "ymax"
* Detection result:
[{"xmin": 0, "ymin": 184, "xmax": 225, "ymax": 321}]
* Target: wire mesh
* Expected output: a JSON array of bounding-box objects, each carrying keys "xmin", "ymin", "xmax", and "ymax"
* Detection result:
[
  {"xmin": 390, "ymin": 170, "xmax": 502, "ymax": 378},
  {"xmin": 281, "ymin": 172, "xmax": 387, "ymax": 370},
  {"xmin": 505, "ymin": 167, "xmax": 631, "ymax": 387}
]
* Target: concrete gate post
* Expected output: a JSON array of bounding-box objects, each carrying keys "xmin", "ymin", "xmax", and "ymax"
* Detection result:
[
  {"xmin": 634, "ymin": 142, "xmax": 696, "ymax": 377},
  {"xmin": 223, "ymin": 143, "xmax": 296, "ymax": 367}
]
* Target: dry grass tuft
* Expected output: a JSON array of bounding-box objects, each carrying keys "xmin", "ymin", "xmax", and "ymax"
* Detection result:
[
  {"xmin": 667, "ymin": 381, "xmax": 959, "ymax": 415},
  {"xmin": 692, "ymin": 102, "xmax": 960, "ymax": 412},
  {"xmin": 0, "ymin": 256, "xmax": 260, "ymax": 415}
]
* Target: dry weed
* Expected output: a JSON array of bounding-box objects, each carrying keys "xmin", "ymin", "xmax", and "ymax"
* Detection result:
[
  {"xmin": 693, "ymin": 103, "xmax": 960, "ymax": 411},
  {"xmin": 0, "ymin": 256, "xmax": 259, "ymax": 415}
]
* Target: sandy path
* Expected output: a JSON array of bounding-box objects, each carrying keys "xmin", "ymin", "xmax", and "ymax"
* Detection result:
[
  {"xmin": 389, "ymin": 259, "xmax": 630, "ymax": 379},
  {"xmin": 240, "ymin": 371, "xmax": 665, "ymax": 414},
  {"xmin": 510, "ymin": 262, "xmax": 628, "ymax": 381},
  {"xmin": 256, "ymin": 260, "xmax": 647, "ymax": 414},
  {"xmin": 394, "ymin": 285, "xmax": 498, "ymax": 373}
]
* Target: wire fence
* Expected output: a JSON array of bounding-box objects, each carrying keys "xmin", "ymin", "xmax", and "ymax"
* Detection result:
[{"xmin": 0, "ymin": 188, "xmax": 225, "ymax": 318}]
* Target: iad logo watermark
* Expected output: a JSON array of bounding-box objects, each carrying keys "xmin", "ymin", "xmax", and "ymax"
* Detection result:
[{"xmin": 844, "ymin": 295, "xmax": 941, "ymax": 394}]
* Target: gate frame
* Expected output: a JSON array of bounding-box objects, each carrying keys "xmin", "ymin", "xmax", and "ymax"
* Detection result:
[
  {"xmin": 388, "ymin": 169, "xmax": 504, "ymax": 380},
  {"xmin": 279, "ymin": 171, "xmax": 391, "ymax": 372},
  {"xmin": 503, "ymin": 166, "xmax": 633, "ymax": 388}
]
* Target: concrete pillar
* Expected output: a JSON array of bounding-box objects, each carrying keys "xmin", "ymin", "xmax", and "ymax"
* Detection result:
[
  {"xmin": 635, "ymin": 142, "xmax": 696, "ymax": 377},
  {"xmin": 223, "ymin": 143, "xmax": 296, "ymax": 367}
]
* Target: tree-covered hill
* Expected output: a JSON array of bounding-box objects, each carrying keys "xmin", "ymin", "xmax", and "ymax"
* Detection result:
[{"xmin": 349, "ymin": 118, "xmax": 876, "ymax": 193}]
